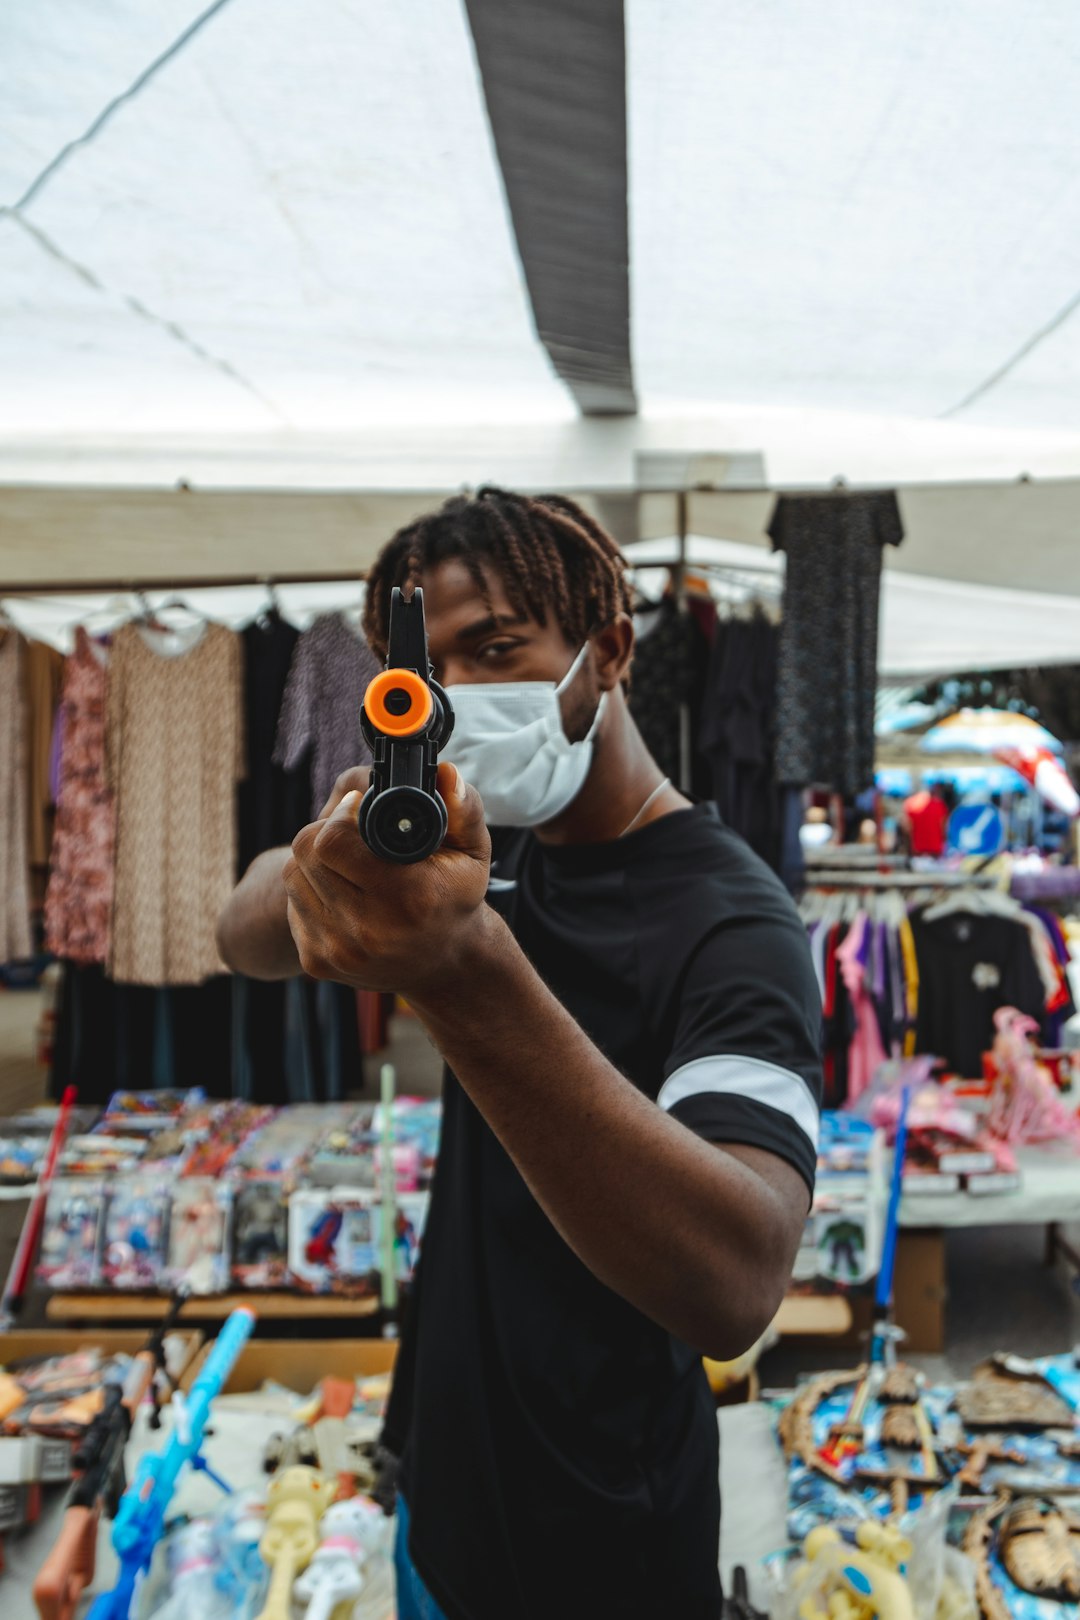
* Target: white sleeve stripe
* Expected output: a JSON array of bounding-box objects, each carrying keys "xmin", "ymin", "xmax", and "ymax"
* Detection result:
[{"xmin": 657, "ymin": 1056, "xmax": 820, "ymax": 1152}]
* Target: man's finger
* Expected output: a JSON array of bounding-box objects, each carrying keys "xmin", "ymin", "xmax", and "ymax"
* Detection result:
[
  {"xmin": 318, "ymin": 766, "xmax": 372, "ymax": 821},
  {"xmin": 313, "ymin": 789, "xmax": 379, "ymax": 884},
  {"xmin": 437, "ymin": 763, "xmax": 489, "ymax": 864}
]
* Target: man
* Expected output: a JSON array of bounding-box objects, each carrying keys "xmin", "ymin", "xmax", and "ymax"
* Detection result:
[
  {"xmin": 902, "ymin": 781, "xmax": 950, "ymax": 858},
  {"xmin": 218, "ymin": 489, "xmax": 822, "ymax": 1620}
]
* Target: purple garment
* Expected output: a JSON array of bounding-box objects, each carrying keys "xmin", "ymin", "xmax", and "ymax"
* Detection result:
[{"xmin": 274, "ymin": 613, "xmax": 381, "ymax": 818}]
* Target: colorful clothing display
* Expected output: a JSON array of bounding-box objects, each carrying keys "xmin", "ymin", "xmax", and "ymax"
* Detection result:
[
  {"xmin": 0, "ymin": 629, "xmax": 32, "ymax": 961},
  {"xmin": 106, "ymin": 621, "xmax": 244, "ymax": 986},
  {"xmin": 274, "ymin": 612, "xmax": 380, "ymax": 817},
  {"xmin": 804, "ymin": 886, "xmax": 1076, "ymax": 1094},
  {"xmin": 44, "ymin": 629, "xmax": 115, "ymax": 965}
]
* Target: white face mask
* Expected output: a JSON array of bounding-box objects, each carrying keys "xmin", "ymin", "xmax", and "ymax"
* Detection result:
[{"xmin": 443, "ymin": 644, "xmax": 606, "ymax": 827}]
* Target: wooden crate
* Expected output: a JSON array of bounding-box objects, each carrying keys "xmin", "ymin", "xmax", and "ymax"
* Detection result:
[
  {"xmin": 46, "ymin": 1292, "xmax": 380, "ymax": 1324},
  {"xmin": 181, "ymin": 1336, "xmax": 398, "ymax": 1395}
]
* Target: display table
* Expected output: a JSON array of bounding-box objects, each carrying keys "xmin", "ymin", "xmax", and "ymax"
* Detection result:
[
  {"xmin": 894, "ymin": 1140, "xmax": 1080, "ymax": 1353},
  {"xmin": 3, "ymin": 1400, "xmax": 778, "ymax": 1618},
  {"xmin": 899, "ymin": 1142, "xmax": 1080, "ymax": 1229}
]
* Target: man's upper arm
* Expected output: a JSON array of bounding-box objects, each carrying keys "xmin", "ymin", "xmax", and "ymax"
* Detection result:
[{"xmin": 657, "ymin": 910, "xmax": 824, "ymax": 1204}]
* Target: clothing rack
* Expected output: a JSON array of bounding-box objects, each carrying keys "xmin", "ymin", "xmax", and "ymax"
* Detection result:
[
  {"xmin": 801, "ymin": 869, "xmax": 1001, "ymax": 890},
  {"xmin": 0, "ymin": 571, "xmax": 365, "ymax": 596}
]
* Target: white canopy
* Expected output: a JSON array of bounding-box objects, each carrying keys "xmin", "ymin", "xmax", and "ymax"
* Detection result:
[{"xmin": 5, "ymin": 1, "xmax": 1080, "ymax": 672}]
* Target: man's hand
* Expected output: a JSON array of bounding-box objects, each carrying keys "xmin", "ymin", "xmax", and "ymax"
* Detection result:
[
  {"xmin": 318, "ymin": 766, "xmax": 373, "ymax": 820},
  {"xmin": 283, "ymin": 762, "xmax": 492, "ymax": 998}
]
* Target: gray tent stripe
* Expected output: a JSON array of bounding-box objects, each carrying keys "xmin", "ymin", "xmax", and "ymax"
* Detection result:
[{"xmin": 463, "ymin": 0, "xmax": 637, "ymax": 417}]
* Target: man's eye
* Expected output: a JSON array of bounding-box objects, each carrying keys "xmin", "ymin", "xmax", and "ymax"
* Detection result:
[{"xmin": 478, "ymin": 640, "xmax": 520, "ymax": 661}]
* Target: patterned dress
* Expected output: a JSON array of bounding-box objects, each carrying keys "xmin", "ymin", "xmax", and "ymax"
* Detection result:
[
  {"xmin": 106, "ymin": 621, "xmax": 244, "ymax": 986},
  {"xmin": 0, "ymin": 630, "xmax": 31, "ymax": 961},
  {"xmin": 44, "ymin": 629, "xmax": 116, "ymax": 965}
]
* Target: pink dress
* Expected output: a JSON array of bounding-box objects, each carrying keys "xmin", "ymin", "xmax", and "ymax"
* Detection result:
[{"xmin": 44, "ymin": 629, "xmax": 116, "ymax": 964}]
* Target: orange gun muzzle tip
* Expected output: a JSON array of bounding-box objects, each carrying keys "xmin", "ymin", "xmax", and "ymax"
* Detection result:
[{"xmin": 363, "ymin": 668, "xmax": 434, "ymax": 737}]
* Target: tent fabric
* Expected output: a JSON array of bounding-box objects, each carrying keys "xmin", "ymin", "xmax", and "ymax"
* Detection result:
[
  {"xmin": 6, "ymin": 1, "xmax": 1080, "ymax": 674},
  {"xmin": 6, "ymin": 1, "xmax": 1080, "ymax": 441}
]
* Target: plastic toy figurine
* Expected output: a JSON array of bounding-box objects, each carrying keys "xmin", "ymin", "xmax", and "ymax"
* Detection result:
[
  {"xmin": 358, "ymin": 585, "xmax": 455, "ymax": 864},
  {"xmin": 794, "ymin": 1522, "xmax": 915, "ymax": 1620},
  {"xmin": 293, "ymin": 1496, "xmax": 386, "ymax": 1620},
  {"xmin": 255, "ymin": 1466, "xmax": 335, "ymax": 1620},
  {"xmin": 140, "ymin": 1520, "xmax": 231, "ymax": 1620},
  {"xmin": 304, "ymin": 1209, "xmax": 344, "ymax": 1270},
  {"xmin": 214, "ymin": 1493, "xmax": 269, "ymax": 1620}
]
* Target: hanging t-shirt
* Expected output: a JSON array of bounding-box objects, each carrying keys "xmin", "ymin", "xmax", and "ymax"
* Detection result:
[
  {"xmin": 910, "ymin": 908, "xmax": 1046, "ymax": 1077},
  {"xmin": 386, "ymin": 804, "xmax": 823, "ymax": 1620},
  {"xmin": 904, "ymin": 791, "xmax": 949, "ymax": 858}
]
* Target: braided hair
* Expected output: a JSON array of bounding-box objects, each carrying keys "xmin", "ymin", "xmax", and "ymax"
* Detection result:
[{"xmin": 362, "ymin": 488, "xmax": 633, "ymax": 658}]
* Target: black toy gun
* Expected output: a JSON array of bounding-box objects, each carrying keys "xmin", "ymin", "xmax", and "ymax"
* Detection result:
[
  {"xmin": 32, "ymin": 1295, "xmax": 185, "ymax": 1620},
  {"xmin": 358, "ymin": 586, "xmax": 455, "ymax": 863}
]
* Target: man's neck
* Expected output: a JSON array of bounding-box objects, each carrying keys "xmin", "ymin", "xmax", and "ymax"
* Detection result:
[{"xmin": 532, "ymin": 696, "xmax": 688, "ymax": 847}]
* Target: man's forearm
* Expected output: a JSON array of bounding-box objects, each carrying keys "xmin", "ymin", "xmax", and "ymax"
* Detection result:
[
  {"xmin": 216, "ymin": 848, "xmax": 300, "ymax": 980},
  {"xmin": 408, "ymin": 907, "xmax": 803, "ymax": 1359}
]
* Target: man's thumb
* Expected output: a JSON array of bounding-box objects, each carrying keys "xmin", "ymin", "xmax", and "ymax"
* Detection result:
[{"xmin": 437, "ymin": 763, "xmax": 488, "ymax": 859}]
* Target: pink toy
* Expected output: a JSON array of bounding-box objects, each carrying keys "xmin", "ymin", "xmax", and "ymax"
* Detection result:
[{"xmin": 987, "ymin": 1008, "xmax": 1080, "ymax": 1147}]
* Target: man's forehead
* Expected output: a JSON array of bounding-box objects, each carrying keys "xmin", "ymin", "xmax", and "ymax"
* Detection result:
[{"xmin": 419, "ymin": 557, "xmax": 541, "ymax": 634}]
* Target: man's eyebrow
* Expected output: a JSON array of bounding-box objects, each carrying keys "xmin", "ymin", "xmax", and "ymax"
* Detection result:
[{"xmin": 455, "ymin": 612, "xmax": 530, "ymax": 642}]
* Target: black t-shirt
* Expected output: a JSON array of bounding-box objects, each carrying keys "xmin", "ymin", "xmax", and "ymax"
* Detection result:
[
  {"xmin": 910, "ymin": 908, "xmax": 1047, "ymax": 1077},
  {"xmin": 389, "ymin": 804, "xmax": 823, "ymax": 1620}
]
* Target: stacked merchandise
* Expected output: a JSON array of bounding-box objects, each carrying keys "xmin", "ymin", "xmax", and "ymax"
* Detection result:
[
  {"xmin": 772, "ymin": 1350, "xmax": 1080, "ymax": 1620},
  {"xmin": 0, "ymin": 1317, "xmax": 197, "ymax": 1568},
  {"xmin": 858, "ymin": 1024, "xmax": 1080, "ymax": 1205},
  {"xmin": 7, "ymin": 1312, "xmax": 397, "ymax": 1620},
  {"xmin": 792, "ymin": 1113, "xmax": 886, "ymax": 1289},
  {"xmin": 34, "ymin": 1091, "xmax": 440, "ymax": 1298}
]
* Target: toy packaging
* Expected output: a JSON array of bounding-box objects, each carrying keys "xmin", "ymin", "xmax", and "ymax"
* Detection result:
[
  {"xmin": 95, "ymin": 1089, "xmax": 205, "ymax": 1135},
  {"xmin": 37, "ymin": 1180, "xmax": 107, "ymax": 1288},
  {"xmin": 231, "ymin": 1180, "xmax": 290, "ymax": 1288},
  {"xmin": 390, "ymin": 1192, "xmax": 430, "ymax": 1282},
  {"xmin": 101, "ymin": 1177, "xmax": 170, "ymax": 1289},
  {"xmin": 166, "ymin": 1178, "xmax": 233, "ymax": 1293},
  {"xmin": 305, "ymin": 1106, "xmax": 378, "ymax": 1187},
  {"xmin": 288, "ymin": 1189, "xmax": 380, "ymax": 1294},
  {"xmin": 231, "ymin": 1104, "xmax": 350, "ymax": 1181}
]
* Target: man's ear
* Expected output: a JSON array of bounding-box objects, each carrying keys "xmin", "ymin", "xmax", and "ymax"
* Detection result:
[{"xmin": 591, "ymin": 613, "xmax": 635, "ymax": 692}]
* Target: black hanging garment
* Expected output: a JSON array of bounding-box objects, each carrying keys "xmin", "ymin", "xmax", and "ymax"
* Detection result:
[
  {"xmin": 628, "ymin": 599, "xmax": 699, "ymax": 787},
  {"xmin": 768, "ymin": 492, "xmax": 903, "ymax": 794},
  {"xmin": 699, "ymin": 613, "xmax": 782, "ymax": 869}
]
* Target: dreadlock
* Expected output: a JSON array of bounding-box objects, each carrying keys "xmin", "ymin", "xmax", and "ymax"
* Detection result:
[{"xmin": 362, "ymin": 488, "xmax": 633, "ymax": 659}]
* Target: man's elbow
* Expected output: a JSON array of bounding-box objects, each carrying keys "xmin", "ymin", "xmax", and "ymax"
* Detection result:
[
  {"xmin": 696, "ymin": 1280, "xmax": 788, "ymax": 1363},
  {"xmin": 216, "ymin": 897, "xmax": 243, "ymax": 974}
]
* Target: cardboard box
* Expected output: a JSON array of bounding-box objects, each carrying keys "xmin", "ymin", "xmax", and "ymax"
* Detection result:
[
  {"xmin": 181, "ymin": 1337, "xmax": 398, "ymax": 1396},
  {"xmin": 0, "ymin": 1328, "xmax": 203, "ymax": 1380},
  {"xmin": 893, "ymin": 1229, "xmax": 947, "ymax": 1353}
]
